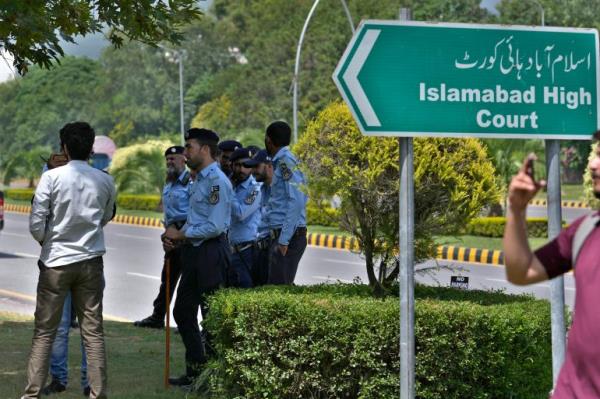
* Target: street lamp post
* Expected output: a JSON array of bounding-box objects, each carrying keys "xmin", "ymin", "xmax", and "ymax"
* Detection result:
[{"xmin": 292, "ymin": 0, "xmax": 355, "ymax": 143}]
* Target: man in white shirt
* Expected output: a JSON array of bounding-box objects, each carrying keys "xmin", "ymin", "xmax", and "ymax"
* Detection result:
[{"xmin": 23, "ymin": 122, "xmax": 116, "ymax": 399}]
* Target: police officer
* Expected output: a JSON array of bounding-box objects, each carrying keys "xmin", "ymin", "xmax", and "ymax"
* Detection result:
[
  {"xmin": 264, "ymin": 121, "xmax": 308, "ymax": 285},
  {"xmin": 134, "ymin": 146, "xmax": 189, "ymax": 329},
  {"xmin": 162, "ymin": 128, "xmax": 232, "ymax": 388},
  {"xmin": 228, "ymin": 147, "xmax": 262, "ymax": 288},
  {"xmin": 243, "ymin": 149, "xmax": 273, "ymax": 286},
  {"xmin": 217, "ymin": 139, "xmax": 242, "ymax": 177}
]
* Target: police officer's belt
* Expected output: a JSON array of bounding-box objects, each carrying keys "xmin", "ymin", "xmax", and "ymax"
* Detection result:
[
  {"xmin": 270, "ymin": 226, "xmax": 307, "ymax": 241},
  {"xmin": 231, "ymin": 240, "xmax": 255, "ymax": 253},
  {"xmin": 255, "ymin": 236, "xmax": 271, "ymax": 250}
]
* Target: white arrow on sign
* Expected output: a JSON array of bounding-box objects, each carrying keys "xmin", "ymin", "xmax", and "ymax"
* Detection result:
[{"xmin": 342, "ymin": 29, "xmax": 382, "ymax": 127}]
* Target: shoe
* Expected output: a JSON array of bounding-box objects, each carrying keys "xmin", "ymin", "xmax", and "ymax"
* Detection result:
[
  {"xmin": 168, "ymin": 375, "xmax": 193, "ymax": 387},
  {"xmin": 41, "ymin": 379, "xmax": 66, "ymax": 395},
  {"xmin": 133, "ymin": 315, "xmax": 164, "ymax": 329},
  {"xmin": 83, "ymin": 386, "xmax": 91, "ymax": 397}
]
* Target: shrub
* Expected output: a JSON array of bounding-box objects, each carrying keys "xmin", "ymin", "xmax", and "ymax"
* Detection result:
[
  {"xmin": 117, "ymin": 194, "xmax": 161, "ymax": 211},
  {"xmin": 4, "ymin": 188, "xmax": 35, "ymax": 201},
  {"xmin": 295, "ymin": 101, "xmax": 502, "ymax": 290},
  {"xmin": 464, "ymin": 217, "xmax": 556, "ymax": 238},
  {"xmin": 306, "ymin": 202, "xmax": 339, "ymax": 227},
  {"xmin": 202, "ymin": 284, "xmax": 552, "ymax": 399}
]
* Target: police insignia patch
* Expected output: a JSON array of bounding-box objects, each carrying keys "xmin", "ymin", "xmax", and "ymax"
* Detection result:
[
  {"xmin": 209, "ymin": 185, "xmax": 220, "ymax": 204},
  {"xmin": 280, "ymin": 162, "xmax": 292, "ymax": 180},
  {"xmin": 245, "ymin": 190, "xmax": 257, "ymax": 205}
]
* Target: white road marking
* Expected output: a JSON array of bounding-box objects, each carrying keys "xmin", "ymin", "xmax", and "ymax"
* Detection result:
[
  {"xmin": 14, "ymin": 252, "xmax": 39, "ymax": 259},
  {"xmin": 126, "ymin": 272, "xmax": 160, "ymax": 281},
  {"xmin": 312, "ymin": 275, "xmax": 353, "ymax": 283}
]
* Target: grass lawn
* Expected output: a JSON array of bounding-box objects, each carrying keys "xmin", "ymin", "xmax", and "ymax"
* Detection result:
[
  {"xmin": 435, "ymin": 235, "xmax": 548, "ymax": 251},
  {"xmin": 534, "ymin": 183, "xmax": 586, "ymax": 202},
  {"xmin": 0, "ymin": 312, "xmax": 192, "ymax": 399}
]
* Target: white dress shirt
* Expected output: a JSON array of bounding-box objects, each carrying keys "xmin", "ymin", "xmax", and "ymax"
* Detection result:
[{"xmin": 30, "ymin": 160, "xmax": 116, "ymax": 267}]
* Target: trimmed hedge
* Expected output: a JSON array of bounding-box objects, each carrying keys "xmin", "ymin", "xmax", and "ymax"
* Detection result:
[
  {"xmin": 203, "ymin": 284, "xmax": 552, "ymax": 399},
  {"xmin": 306, "ymin": 203, "xmax": 340, "ymax": 227},
  {"xmin": 117, "ymin": 194, "xmax": 161, "ymax": 211},
  {"xmin": 4, "ymin": 188, "xmax": 35, "ymax": 201},
  {"xmin": 464, "ymin": 216, "xmax": 556, "ymax": 238}
]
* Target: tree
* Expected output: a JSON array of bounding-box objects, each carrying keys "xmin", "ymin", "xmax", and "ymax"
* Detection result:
[
  {"xmin": 2, "ymin": 147, "xmax": 51, "ymax": 188},
  {"xmin": 295, "ymin": 102, "xmax": 501, "ymax": 293},
  {"xmin": 583, "ymin": 141, "xmax": 599, "ymax": 209},
  {"xmin": 0, "ymin": 57, "xmax": 102, "ymax": 166},
  {"xmin": 0, "ymin": 1, "xmax": 202, "ymax": 74},
  {"xmin": 109, "ymin": 140, "xmax": 174, "ymax": 195}
]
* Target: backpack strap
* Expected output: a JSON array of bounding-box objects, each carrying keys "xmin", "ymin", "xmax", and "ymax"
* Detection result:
[{"xmin": 572, "ymin": 213, "xmax": 600, "ymax": 267}]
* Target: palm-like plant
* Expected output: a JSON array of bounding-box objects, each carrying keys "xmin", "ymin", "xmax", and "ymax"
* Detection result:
[
  {"xmin": 109, "ymin": 140, "xmax": 173, "ymax": 194},
  {"xmin": 2, "ymin": 147, "xmax": 51, "ymax": 187}
]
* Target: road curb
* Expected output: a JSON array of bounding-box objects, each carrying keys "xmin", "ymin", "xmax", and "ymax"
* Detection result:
[
  {"xmin": 5, "ymin": 205, "xmax": 504, "ymax": 266},
  {"xmin": 5, "ymin": 204, "xmax": 164, "ymax": 228},
  {"xmin": 529, "ymin": 199, "xmax": 589, "ymax": 208}
]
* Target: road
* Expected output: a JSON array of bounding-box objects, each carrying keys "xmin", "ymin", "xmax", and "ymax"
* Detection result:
[
  {"xmin": 0, "ymin": 212, "xmax": 368, "ymax": 321},
  {"xmin": 0, "ymin": 206, "xmax": 586, "ymax": 320},
  {"xmin": 527, "ymin": 204, "xmax": 592, "ymax": 223}
]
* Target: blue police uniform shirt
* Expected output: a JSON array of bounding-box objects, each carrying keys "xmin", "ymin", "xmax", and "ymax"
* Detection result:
[
  {"xmin": 229, "ymin": 175, "xmax": 262, "ymax": 245},
  {"xmin": 257, "ymin": 182, "xmax": 271, "ymax": 239},
  {"xmin": 162, "ymin": 169, "xmax": 190, "ymax": 227},
  {"xmin": 183, "ymin": 161, "xmax": 233, "ymax": 246},
  {"xmin": 266, "ymin": 146, "xmax": 307, "ymax": 245}
]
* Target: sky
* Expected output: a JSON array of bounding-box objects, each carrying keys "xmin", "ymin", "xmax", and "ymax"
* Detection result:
[{"xmin": 0, "ymin": 0, "xmax": 498, "ymax": 83}]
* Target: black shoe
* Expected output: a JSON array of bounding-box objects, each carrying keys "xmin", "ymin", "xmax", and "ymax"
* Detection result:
[
  {"xmin": 83, "ymin": 386, "xmax": 91, "ymax": 397},
  {"xmin": 168, "ymin": 375, "xmax": 194, "ymax": 387},
  {"xmin": 41, "ymin": 379, "xmax": 66, "ymax": 395},
  {"xmin": 133, "ymin": 315, "xmax": 164, "ymax": 329}
]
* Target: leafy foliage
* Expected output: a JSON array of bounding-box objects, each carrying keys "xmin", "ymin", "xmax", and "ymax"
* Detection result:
[
  {"xmin": 109, "ymin": 139, "xmax": 174, "ymax": 195},
  {"xmin": 463, "ymin": 216, "xmax": 554, "ymax": 238},
  {"xmin": 583, "ymin": 141, "xmax": 600, "ymax": 209},
  {"xmin": 295, "ymin": 101, "xmax": 501, "ymax": 291},
  {"xmin": 201, "ymin": 284, "xmax": 552, "ymax": 399},
  {"xmin": 0, "ymin": 0, "xmax": 202, "ymax": 74},
  {"xmin": 2, "ymin": 147, "xmax": 51, "ymax": 187}
]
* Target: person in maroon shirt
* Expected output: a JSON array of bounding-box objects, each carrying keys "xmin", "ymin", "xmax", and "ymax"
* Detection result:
[{"xmin": 503, "ymin": 131, "xmax": 600, "ymax": 398}]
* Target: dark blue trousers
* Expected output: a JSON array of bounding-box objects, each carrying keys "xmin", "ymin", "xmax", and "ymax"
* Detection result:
[
  {"xmin": 174, "ymin": 235, "xmax": 229, "ymax": 377},
  {"xmin": 268, "ymin": 231, "xmax": 307, "ymax": 285}
]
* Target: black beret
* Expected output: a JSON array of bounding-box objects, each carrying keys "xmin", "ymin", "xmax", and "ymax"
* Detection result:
[
  {"xmin": 243, "ymin": 149, "xmax": 272, "ymax": 167},
  {"xmin": 218, "ymin": 139, "xmax": 242, "ymax": 152},
  {"xmin": 229, "ymin": 147, "xmax": 254, "ymax": 163},
  {"xmin": 246, "ymin": 145, "xmax": 261, "ymax": 156},
  {"xmin": 164, "ymin": 146, "xmax": 184, "ymax": 157},
  {"xmin": 185, "ymin": 128, "xmax": 219, "ymax": 143}
]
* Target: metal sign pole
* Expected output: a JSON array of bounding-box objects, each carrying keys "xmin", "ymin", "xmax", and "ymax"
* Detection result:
[
  {"xmin": 398, "ymin": 10, "xmax": 415, "ymax": 399},
  {"xmin": 545, "ymin": 139, "xmax": 566, "ymax": 384}
]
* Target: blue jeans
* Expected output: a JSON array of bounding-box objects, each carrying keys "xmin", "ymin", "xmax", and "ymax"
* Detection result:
[{"xmin": 50, "ymin": 291, "xmax": 89, "ymax": 389}]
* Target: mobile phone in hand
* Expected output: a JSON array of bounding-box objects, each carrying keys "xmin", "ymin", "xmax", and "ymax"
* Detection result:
[{"xmin": 525, "ymin": 153, "xmax": 536, "ymax": 183}]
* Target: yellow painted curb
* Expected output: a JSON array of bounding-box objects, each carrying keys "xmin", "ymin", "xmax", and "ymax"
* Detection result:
[
  {"xmin": 529, "ymin": 199, "xmax": 589, "ymax": 208},
  {"xmin": 5, "ymin": 205, "xmax": 164, "ymax": 229},
  {"xmin": 306, "ymin": 233, "xmax": 504, "ymax": 266},
  {"xmin": 1, "ymin": 207, "xmax": 506, "ymax": 266}
]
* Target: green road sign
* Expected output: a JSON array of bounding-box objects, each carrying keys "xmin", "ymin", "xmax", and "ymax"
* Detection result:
[{"xmin": 333, "ymin": 21, "xmax": 600, "ymax": 139}]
